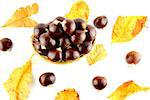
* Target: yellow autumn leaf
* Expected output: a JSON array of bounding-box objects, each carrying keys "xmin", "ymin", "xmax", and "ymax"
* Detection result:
[
  {"xmin": 65, "ymin": 0, "xmax": 90, "ymax": 22},
  {"xmin": 3, "ymin": 3, "xmax": 39, "ymax": 27},
  {"xmin": 55, "ymin": 88, "xmax": 79, "ymax": 100},
  {"xmin": 108, "ymin": 80, "xmax": 150, "ymax": 100},
  {"xmin": 4, "ymin": 59, "xmax": 32, "ymax": 100},
  {"xmin": 86, "ymin": 44, "xmax": 107, "ymax": 65},
  {"xmin": 112, "ymin": 16, "xmax": 147, "ymax": 43}
]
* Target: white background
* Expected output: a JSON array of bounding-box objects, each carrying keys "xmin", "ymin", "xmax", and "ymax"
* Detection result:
[{"xmin": 0, "ymin": 0, "xmax": 150, "ymax": 100}]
